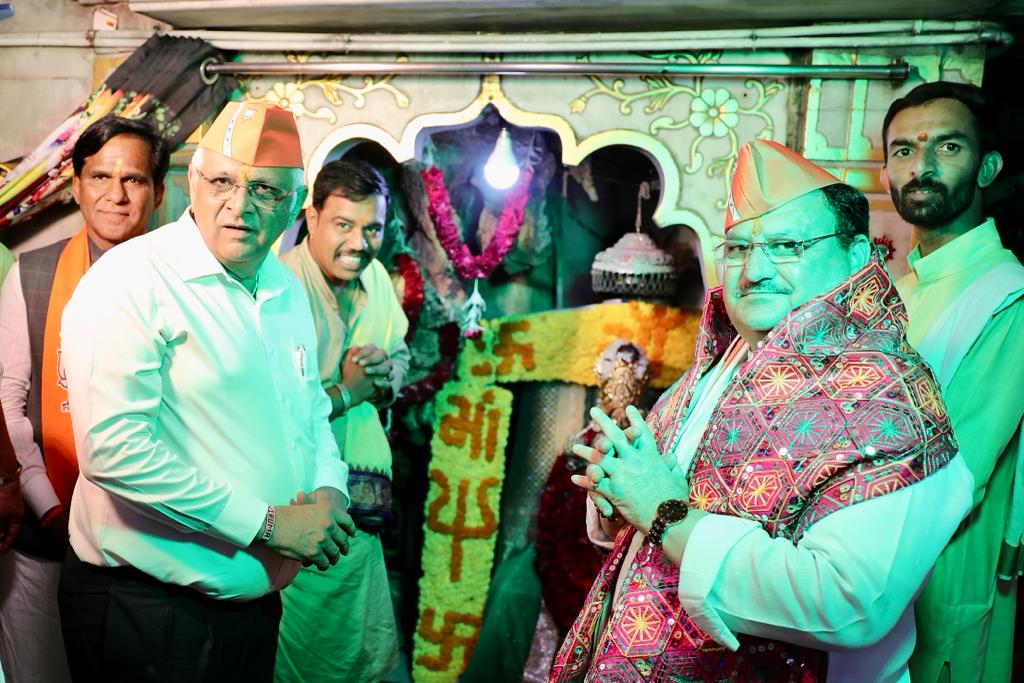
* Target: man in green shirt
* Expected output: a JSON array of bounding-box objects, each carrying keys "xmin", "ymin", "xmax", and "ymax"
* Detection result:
[{"xmin": 881, "ymin": 81, "xmax": 1024, "ymax": 683}]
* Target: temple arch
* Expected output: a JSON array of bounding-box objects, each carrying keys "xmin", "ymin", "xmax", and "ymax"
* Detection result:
[{"xmin": 305, "ymin": 75, "xmax": 719, "ymax": 287}]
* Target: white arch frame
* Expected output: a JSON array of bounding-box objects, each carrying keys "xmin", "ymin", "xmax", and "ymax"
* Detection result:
[{"xmin": 306, "ymin": 75, "xmax": 717, "ymax": 286}]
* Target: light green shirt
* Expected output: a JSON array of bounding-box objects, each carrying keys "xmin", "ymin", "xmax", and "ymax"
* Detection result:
[
  {"xmin": 897, "ymin": 219, "xmax": 1024, "ymax": 683},
  {"xmin": 61, "ymin": 211, "xmax": 348, "ymax": 600}
]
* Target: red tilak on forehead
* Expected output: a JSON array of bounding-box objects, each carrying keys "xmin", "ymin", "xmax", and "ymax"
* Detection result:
[{"xmin": 917, "ymin": 132, "xmax": 928, "ymax": 142}]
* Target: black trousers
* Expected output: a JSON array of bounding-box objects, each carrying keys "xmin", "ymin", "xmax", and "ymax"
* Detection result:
[{"xmin": 58, "ymin": 549, "xmax": 282, "ymax": 683}]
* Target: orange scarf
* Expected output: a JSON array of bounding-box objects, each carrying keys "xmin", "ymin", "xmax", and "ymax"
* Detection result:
[{"xmin": 40, "ymin": 228, "xmax": 91, "ymax": 510}]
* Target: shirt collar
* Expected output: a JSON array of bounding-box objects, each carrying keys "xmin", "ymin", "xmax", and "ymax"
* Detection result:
[
  {"xmin": 907, "ymin": 218, "xmax": 1002, "ymax": 284},
  {"xmin": 163, "ymin": 209, "xmax": 290, "ymax": 298}
]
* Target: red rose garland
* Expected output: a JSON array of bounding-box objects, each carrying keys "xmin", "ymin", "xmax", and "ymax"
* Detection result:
[
  {"xmin": 419, "ymin": 165, "xmax": 533, "ymax": 280},
  {"xmin": 391, "ymin": 253, "xmax": 457, "ymax": 405},
  {"xmin": 535, "ymin": 444, "xmax": 608, "ymax": 634},
  {"xmin": 394, "ymin": 253, "xmax": 425, "ymax": 338}
]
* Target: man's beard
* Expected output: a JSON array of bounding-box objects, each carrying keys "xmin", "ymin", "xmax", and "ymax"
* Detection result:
[{"xmin": 890, "ymin": 176, "xmax": 976, "ymax": 228}]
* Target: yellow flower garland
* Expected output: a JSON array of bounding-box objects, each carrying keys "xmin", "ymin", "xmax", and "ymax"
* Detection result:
[
  {"xmin": 413, "ymin": 301, "xmax": 699, "ymax": 680},
  {"xmin": 462, "ymin": 300, "xmax": 699, "ymax": 388},
  {"xmin": 413, "ymin": 381, "xmax": 513, "ymax": 682}
]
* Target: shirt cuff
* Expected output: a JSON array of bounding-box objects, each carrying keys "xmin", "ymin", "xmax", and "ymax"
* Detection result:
[
  {"xmin": 21, "ymin": 470, "xmax": 62, "ymax": 518},
  {"xmin": 677, "ymin": 512, "xmax": 760, "ymax": 651},
  {"xmin": 211, "ymin": 485, "xmax": 270, "ymax": 548},
  {"xmin": 314, "ymin": 459, "xmax": 349, "ymax": 508}
]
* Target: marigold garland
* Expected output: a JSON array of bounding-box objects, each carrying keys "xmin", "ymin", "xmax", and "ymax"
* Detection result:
[
  {"xmin": 412, "ymin": 381, "xmax": 513, "ymax": 682},
  {"xmin": 410, "ymin": 300, "xmax": 698, "ymax": 679},
  {"xmin": 420, "ymin": 165, "xmax": 534, "ymax": 280},
  {"xmin": 459, "ymin": 300, "xmax": 699, "ymax": 390}
]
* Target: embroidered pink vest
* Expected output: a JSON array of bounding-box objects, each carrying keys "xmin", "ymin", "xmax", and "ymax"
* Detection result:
[{"xmin": 549, "ymin": 259, "xmax": 958, "ymax": 682}]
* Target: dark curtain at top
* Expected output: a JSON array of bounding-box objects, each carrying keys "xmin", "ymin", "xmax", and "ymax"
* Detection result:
[{"xmin": 0, "ymin": 35, "xmax": 237, "ymax": 231}]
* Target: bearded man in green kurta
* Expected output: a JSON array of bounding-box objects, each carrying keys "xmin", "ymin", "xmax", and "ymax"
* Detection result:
[{"xmin": 881, "ymin": 81, "xmax": 1024, "ymax": 683}]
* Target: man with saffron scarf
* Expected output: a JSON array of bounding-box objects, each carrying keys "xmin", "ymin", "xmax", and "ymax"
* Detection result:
[
  {"xmin": 550, "ymin": 139, "xmax": 973, "ymax": 682},
  {"xmin": 880, "ymin": 82, "xmax": 1024, "ymax": 683},
  {"xmin": 0, "ymin": 116, "xmax": 168, "ymax": 683},
  {"xmin": 276, "ymin": 158, "xmax": 408, "ymax": 682}
]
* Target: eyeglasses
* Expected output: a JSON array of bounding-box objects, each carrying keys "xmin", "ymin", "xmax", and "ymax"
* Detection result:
[
  {"xmin": 713, "ymin": 232, "xmax": 841, "ymax": 266},
  {"xmin": 194, "ymin": 168, "xmax": 291, "ymax": 210}
]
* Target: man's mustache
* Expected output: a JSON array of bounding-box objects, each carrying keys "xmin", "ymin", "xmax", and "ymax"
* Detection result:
[
  {"xmin": 899, "ymin": 178, "xmax": 947, "ymax": 196},
  {"xmin": 739, "ymin": 284, "xmax": 790, "ymax": 296}
]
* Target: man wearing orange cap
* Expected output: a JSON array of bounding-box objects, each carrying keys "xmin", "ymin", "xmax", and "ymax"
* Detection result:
[
  {"xmin": 56, "ymin": 102, "xmax": 356, "ymax": 680},
  {"xmin": 550, "ymin": 139, "xmax": 973, "ymax": 682}
]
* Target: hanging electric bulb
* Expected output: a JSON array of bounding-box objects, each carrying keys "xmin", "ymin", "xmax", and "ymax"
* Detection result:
[{"xmin": 483, "ymin": 127, "xmax": 520, "ymax": 190}]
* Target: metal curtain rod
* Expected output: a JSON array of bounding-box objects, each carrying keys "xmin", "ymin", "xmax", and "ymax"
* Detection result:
[{"xmin": 202, "ymin": 60, "xmax": 910, "ymax": 81}]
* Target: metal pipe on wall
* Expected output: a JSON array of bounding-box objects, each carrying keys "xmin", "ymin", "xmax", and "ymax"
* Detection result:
[
  {"xmin": 202, "ymin": 59, "xmax": 910, "ymax": 81},
  {"xmin": 0, "ymin": 20, "xmax": 1012, "ymax": 52}
]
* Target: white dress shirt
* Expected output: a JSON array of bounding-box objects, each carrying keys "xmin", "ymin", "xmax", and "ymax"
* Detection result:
[
  {"xmin": 0, "ymin": 263, "xmax": 63, "ymax": 518},
  {"xmin": 61, "ymin": 211, "xmax": 348, "ymax": 600},
  {"xmin": 589, "ymin": 337, "xmax": 973, "ymax": 682}
]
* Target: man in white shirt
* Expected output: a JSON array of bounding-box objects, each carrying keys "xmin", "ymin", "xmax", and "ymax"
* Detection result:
[
  {"xmin": 0, "ymin": 115, "xmax": 168, "ymax": 683},
  {"xmin": 551, "ymin": 139, "xmax": 973, "ymax": 682},
  {"xmin": 57, "ymin": 102, "xmax": 356, "ymax": 681}
]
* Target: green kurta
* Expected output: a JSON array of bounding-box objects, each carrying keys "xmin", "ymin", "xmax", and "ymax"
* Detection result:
[{"xmin": 897, "ymin": 220, "xmax": 1024, "ymax": 683}]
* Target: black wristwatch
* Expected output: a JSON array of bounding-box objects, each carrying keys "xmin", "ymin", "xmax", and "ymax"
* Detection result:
[{"xmin": 648, "ymin": 498, "xmax": 689, "ymax": 548}]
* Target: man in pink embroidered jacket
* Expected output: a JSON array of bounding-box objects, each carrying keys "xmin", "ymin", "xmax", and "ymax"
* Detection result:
[{"xmin": 550, "ymin": 140, "xmax": 973, "ymax": 683}]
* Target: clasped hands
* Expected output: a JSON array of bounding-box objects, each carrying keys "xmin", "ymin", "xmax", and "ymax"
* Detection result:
[
  {"xmin": 341, "ymin": 344, "xmax": 394, "ymax": 408},
  {"xmin": 265, "ymin": 486, "xmax": 356, "ymax": 571},
  {"xmin": 571, "ymin": 405, "xmax": 688, "ymax": 535}
]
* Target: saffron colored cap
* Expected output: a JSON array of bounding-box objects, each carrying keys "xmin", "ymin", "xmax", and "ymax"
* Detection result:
[
  {"xmin": 724, "ymin": 139, "xmax": 839, "ymax": 232},
  {"xmin": 198, "ymin": 102, "xmax": 303, "ymax": 168}
]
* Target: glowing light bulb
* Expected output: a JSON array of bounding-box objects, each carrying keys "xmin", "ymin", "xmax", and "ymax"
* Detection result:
[{"xmin": 483, "ymin": 128, "xmax": 520, "ymax": 190}]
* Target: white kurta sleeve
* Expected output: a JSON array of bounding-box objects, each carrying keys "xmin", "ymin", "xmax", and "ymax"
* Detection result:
[
  {"xmin": 0, "ymin": 264, "xmax": 61, "ymax": 517},
  {"xmin": 61, "ymin": 263, "xmax": 267, "ymax": 548},
  {"xmin": 677, "ymin": 454, "xmax": 973, "ymax": 651}
]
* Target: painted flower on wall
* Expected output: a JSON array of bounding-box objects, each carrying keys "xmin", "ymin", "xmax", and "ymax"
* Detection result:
[
  {"xmin": 264, "ymin": 82, "xmax": 306, "ymax": 116},
  {"xmin": 241, "ymin": 54, "xmax": 410, "ymax": 124},
  {"xmin": 568, "ymin": 58, "xmax": 784, "ymax": 210},
  {"xmin": 688, "ymin": 88, "xmax": 740, "ymax": 138}
]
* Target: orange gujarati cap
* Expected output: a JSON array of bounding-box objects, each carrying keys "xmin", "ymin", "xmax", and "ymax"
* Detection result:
[
  {"xmin": 724, "ymin": 139, "xmax": 840, "ymax": 232},
  {"xmin": 198, "ymin": 102, "xmax": 303, "ymax": 168}
]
